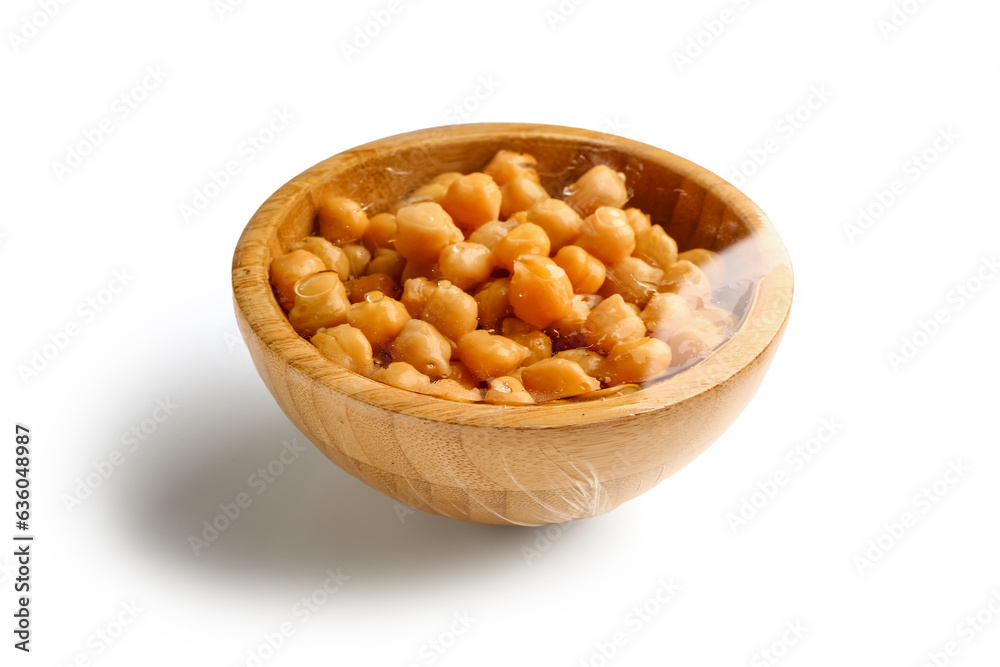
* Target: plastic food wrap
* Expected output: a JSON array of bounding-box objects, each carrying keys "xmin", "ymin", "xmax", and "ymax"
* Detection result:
[{"xmin": 232, "ymin": 123, "xmax": 793, "ymax": 526}]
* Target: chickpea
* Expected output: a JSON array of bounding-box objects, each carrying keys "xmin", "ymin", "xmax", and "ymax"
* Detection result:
[
  {"xmin": 457, "ymin": 330, "xmax": 530, "ymax": 380},
  {"xmin": 474, "ymin": 278, "xmax": 513, "ymax": 331},
  {"xmin": 270, "ymin": 249, "xmax": 327, "ymax": 310},
  {"xmin": 422, "ymin": 282, "xmax": 479, "ymax": 343},
  {"xmin": 483, "ymin": 150, "xmax": 540, "ymax": 186},
  {"xmin": 484, "ymin": 375, "xmax": 535, "ymax": 405},
  {"xmin": 345, "ymin": 273, "xmax": 401, "ymax": 303},
  {"xmin": 376, "ymin": 361, "xmax": 431, "ymax": 392},
  {"xmin": 507, "ymin": 210, "xmax": 529, "ymax": 225},
  {"xmin": 400, "ymin": 277, "xmax": 436, "ymax": 317},
  {"xmin": 526, "ymin": 198, "xmax": 583, "ymax": 250},
  {"xmin": 346, "ymin": 292, "xmax": 411, "ymax": 348},
  {"xmin": 364, "ymin": 212, "xmax": 397, "ymax": 251},
  {"xmin": 394, "ymin": 202, "xmax": 463, "ymax": 264},
  {"xmin": 546, "ymin": 295, "xmax": 591, "ymax": 350},
  {"xmin": 606, "ymin": 337, "xmax": 673, "ymax": 385},
  {"xmin": 287, "ymin": 270, "xmax": 351, "ymax": 337},
  {"xmin": 575, "ymin": 207, "xmax": 636, "ymax": 265},
  {"xmin": 430, "ymin": 171, "xmax": 464, "ymax": 188},
  {"xmin": 442, "ymin": 361, "xmax": 479, "ymax": 389},
  {"xmin": 342, "ymin": 243, "xmax": 371, "ymax": 278},
  {"xmin": 509, "ymin": 255, "xmax": 574, "ymax": 329},
  {"xmin": 491, "ymin": 222, "xmax": 552, "ymax": 273},
  {"xmin": 499, "ymin": 176, "xmax": 549, "ymax": 219},
  {"xmin": 564, "ymin": 165, "xmax": 628, "ymax": 216},
  {"xmin": 367, "ymin": 247, "xmax": 406, "ymax": 281},
  {"xmin": 601, "ymin": 256, "xmax": 664, "ymax": 307},
  {"xmin": 318, "ymin": 196, "xmax": 370, "ymax": 245},
  {"xmin": 400, "ymin": 259, "xmax": 440, "ymax": 283},
  {"xmin": 678, "ymin": 248, "xmax": 725, "ymax": 286},
  {"xmin": 584, "ymin": 293, "xmax": 646, "ymax": 353},
  {"xmin": 438, "ymin": 241, "xmax": 495, "ymax": 291},
  {"xmin": 641, "ymin": 292, "xmax": 694, "ymax": 341},
  {"xmin": 660, "ymin": 260, "xmax": 712, "ymax": 309},
  {"xmin": 294, "ymin": 236, "xmax": 351, "ymax": 281},
  {"xmin": 390, "ymin": 319, "xmax": 452, "ymax": 377},
  {"xmin": 501, "ymin": 318, "xmax": 552, "ymax": 366},
  {"xmin": 668, "ymin": 318, "xmax": 725, "ymax": 366},
  {"xmin": 421, "ymin": 379, "xmax": 483, "ymax": 402},
  {"xmin": 521, "ymin": 358, "xmax": 601, "ymax": 401},
  {"xmin": 311, "ymin": 324, "xmax": 375, "ymax": 376},
  {"xmin": 634, "ymin": 225, "xmax": 678, "ymax": 269},
  {"xmin": 553, "ymin": 245, "xmax": 605, "ymax": 294},
  {"xmin": 410, "ymin": 181, "xmax": 449, "ymax": 204},
  {"xmin": 553, "ymin": 349, "xmax": 609, "ymax": 383},
  {"xmin": 696, "ymin": 305, "xmax": 739, "ymax": 331},
  {"xmin": 624, "ymin": 207, "xmax": 652, "ymax": 235},
  {"xmin": 468, "ymin": 218, "xmax": 518, "ymax": 250},
  {"xmin": 441, "ymin": 172, "xmax": 502, "ymax": 230}
]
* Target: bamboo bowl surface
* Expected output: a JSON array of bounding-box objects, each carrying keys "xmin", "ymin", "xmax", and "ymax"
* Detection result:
[{"xmin": 232, "ymin": 123, "xmax": 793, "ymax": 526}]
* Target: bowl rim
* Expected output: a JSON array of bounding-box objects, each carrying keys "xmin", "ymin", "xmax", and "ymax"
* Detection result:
[{"xmin": 232, "ymin": 122, "xmax": 793, "ymax": 429}]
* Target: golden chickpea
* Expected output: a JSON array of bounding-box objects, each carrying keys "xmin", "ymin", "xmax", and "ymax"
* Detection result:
[
  {"xmin": 546, "ymin": 295, "xmax": 591, "ymax": 349},
  {"xmin": 553, "ymin": 349, "xmax": 609, "ymax": 383},
  {"xmin": 367, "ymin": 248, "xmax": 406, "ymax": 281},
  {"xmin": 624, "ymin": 208, "xmax": 652, "ymax": 235},
  {"xmin": 584, "ymin": 293, "xmax": 646, "ymax": 353},
  {"xmin": 634, "ymin": 225, "xmax": 678, "ymax": 269},
  {"xmin": 441, "ymin": 173, "xmax": 502, "ymax": 230},
  {"xmin": 376, "ymin": 361, "xmax": 431, "ymax": 392},
  {"xmin": 364, "ymin": 212, "xmax": 397, "ymax": 251},
  {"xmin": 696, "ymin": 305, "xmax": 739, "ymax": 331},
  {"xmin": 287, "ymin": 271, "xmax": 351, "ymax": 337},
  {"xmin": 270, "ymin": 249, "xmax": 327, "ymax": 310},
  {"xmin": 400, "ymin": 259, "xmax": 440, "ymax": 283},
  {"xmin": 345, "ymin": 273, "xmax": 401, "ymax": 303},
  {"xmin": 422, "ymin": 282, "xmax": 479, "ymax": 343},
  {"xmin": 468, "ymin": 218, "xmax": 518, "ymax": 250},
  {"xmin": 430, "ymin": 171, "xmax": 464, "ymax": 188},
  {"xmin": 642, "ymin": 292, "xmax": 693, "ymax": 341},
  {"xmin": 575, "ymin": 207, "xmax": 636, "ymax": 265},
  {"xmin": 499, "ymin": 176, "xmax": 549, "ymax": 219},
  {"xmin": 668, "ymin": 318, "xmax": 725, "ymax": 366},
  {"xmin": 507, "ymin": 210, "xmax": 529, "ymax": 225},
  {"xmin": 501, "ymin": 318, "xmax": 552, "ymax": 366},
  {"xmin": 421, "ymin": 379, "xmax": 483, "ymax": 402},
  {"xmin": 491, "ymin": 222, "xmax": 552, "ymax": 273},
  {"xmin": 346, "ymin": 292, "xmax": 411, "ymax": 348},
  {"xmin": 483, "ymin": 150, "xmax": 540, "ymax": 186},
  {"xmin": 457, "ymin": 330, "xmax": 530, "ymax": 381},
  {"xmin": 410, "ymin": 181, "xmax": 449, "ymax": 204},
  {"xmin": 509, "ymin": 255, "xmax": 574, "ymax": 329},
  {"xmin": 564, "ymin": 165, "xmax": 628, "ymax": 216},
  {"xmin": 660, "ymin": 260, "xmax": 712, "ymax": 309},
  {"xmin": 553, "ymin": 245, "xmax": 606, "ymax": 294},
  {"xmin": 601, "ymin": 256, "xmax": 665, "ymax": 307},
  {"xmin": 394, "ymin": 202, "xmax": 463, "ymax": 264},
  {"xmin": 474, "ymin": 278, "xmax": 513, "ymax": 331},
  {"xmin": 520, "ymin": 358, "xmax": 601, "ymax": 401},
  {"xmin": 438, "ymin": 242, "xmax": 495, "ymax": 291},
  {"xmin": 400, "ymin": 277, "xmax": 436, "ymax": 318},
  {"xmin": 311, "ymin": 324, "xmax": 375, "ymax": 376},
  {"xmin": 606, "ymin": 337, "xmax": 673, "ymax": 385},
  {"xmin": 390, "ymin": 319, "xmax": 452, "ymax": 377},
  {"xmin": 484, "ymin": 375, "xmax": 535, "ymax": 405},
  {"xmin": 342, "ymin": 243, "xmax": 371, "ymax": 278},
  {"xmin": 442, "ymin": 361, "xmax": 479, "ymax": 389},
  {"xmin": 677, "ymin": 248, "xmax": 725, "ymax": 286},
  {"xmin": 318, "ymin": 196, "xmax": 370, "ymax": 245},
  {"xmin": 294, "ymin": 236, "xmax": 351, "ymax": 281},
  {"xmin": 526, "ymin": 198, "xmax": 583, "ymax": 250}
]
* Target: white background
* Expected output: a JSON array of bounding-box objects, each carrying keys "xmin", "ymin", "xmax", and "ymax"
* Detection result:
[{"xmin": 4, "ymin": 0, "xmax": 1000, "ymax": 665}]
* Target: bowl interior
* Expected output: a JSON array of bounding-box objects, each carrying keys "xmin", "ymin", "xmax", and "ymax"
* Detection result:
[{"xmin": 234, "ymin": 123, "xmax": 792, "ymax": 428}]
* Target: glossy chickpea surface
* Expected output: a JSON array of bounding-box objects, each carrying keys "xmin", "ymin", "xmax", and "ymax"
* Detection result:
[{"xmin": 270, "ymin": 148, "xmax": 740, "ymax": 403}]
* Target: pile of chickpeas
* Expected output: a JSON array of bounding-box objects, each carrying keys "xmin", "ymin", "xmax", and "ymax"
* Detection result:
[{"xmin": 269, "ymin": 150, "xmax": 738, "ymax": 404}]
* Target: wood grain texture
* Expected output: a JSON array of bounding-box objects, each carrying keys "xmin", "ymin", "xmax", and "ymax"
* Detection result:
[{"xmin": 232, "ymin": 123, "xmax": 793, "ymax": 526}]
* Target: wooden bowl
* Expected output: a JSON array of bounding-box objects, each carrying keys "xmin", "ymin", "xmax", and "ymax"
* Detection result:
[{"xmin": 232, "ymin": 123, "xmax": 793, "ymax": 526}]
